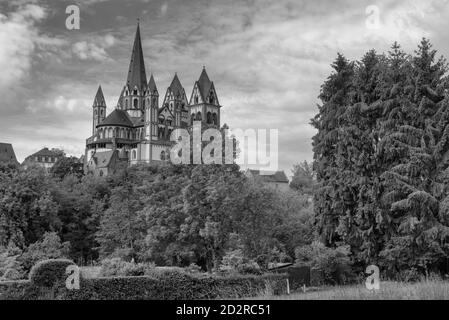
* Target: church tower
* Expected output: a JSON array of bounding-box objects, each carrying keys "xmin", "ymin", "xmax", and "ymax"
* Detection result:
[
  {"xmin": 145, "ymin": 74, "xmax": 159, "ymax": 141},
  {"xmin": 117, "ymin": 22, "xmax": 147, "ymax": 118},
  {"xmin": 163, "ymin": 74, "xmax": 188, "ymax": 129},
  {"xmin": 189, "ymin": 67, "xmax": 220, "ymax": 128},
  {"xmin": 92, "ymin": 85, "xmax": 106, "ymax": 135}
]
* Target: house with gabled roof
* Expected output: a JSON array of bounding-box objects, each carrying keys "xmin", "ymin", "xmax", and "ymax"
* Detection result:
[
  {"xmin": 22, "ymin": 147, "xmax": 65, "ymax": 170},
  {"xmin": 245, "ymin": 169, "xmax": 290, "ymax": 192}
]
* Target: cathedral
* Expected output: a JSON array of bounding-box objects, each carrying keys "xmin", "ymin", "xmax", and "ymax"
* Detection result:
[{"xmin": 85, "ymin": 23, "xmax": 222, "ymax": 176}]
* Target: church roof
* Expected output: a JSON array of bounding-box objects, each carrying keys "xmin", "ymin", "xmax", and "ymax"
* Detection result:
[
  {"xmin": 126, "ymin": 23, "xmax": 147, "ymax": 90},
  {"xmin": 169, "ymin": 73, "xmax": 184, "ymax": 97},
  {"xmin": 98, "ymin": 109, "xmax": 134, "ymax": 127},
  {"xmin": 92, "ymin": 150, "xmax": 115, "ymax": 168},
  {"xmin": 0, "ymin": 143, "xmax": 18, "ymax": 164},
  {"xmin": 197, "ymin": 67, "xmax": 213, "ymax": 101},
  {"xmin": 93, "ymin": 85, "xmax": 106, "ymax": 107},
  {"xmin": 148, "ymin": 74, "xmax": 158, "ymax": 93}
]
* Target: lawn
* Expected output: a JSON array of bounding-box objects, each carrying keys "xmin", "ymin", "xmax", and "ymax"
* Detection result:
[{"xmin": 251, "ymin": 280, "xmax": 449, "ymax": 300}]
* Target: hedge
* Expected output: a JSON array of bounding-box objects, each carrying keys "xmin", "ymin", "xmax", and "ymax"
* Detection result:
[
  {"xmin": 0, "ymin": 260, "xmax": 287, "ymax": 300},
  {"xmin": 29, "ymin": 259, "xmax": 75, "ymax": 288}
]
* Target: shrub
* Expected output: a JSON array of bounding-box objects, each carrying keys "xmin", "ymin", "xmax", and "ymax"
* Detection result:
[
  {"xmin": 19, "ymin": 232, "xmax": 70, "ymax": 272},
  {"xmin": 185, "ymin": 263, "xmax": 203, "ymax": 274},
  {"xmin": 0, "ymin": 280, "xmax": 40, "ymax": 300},
  {"xmin": 99, "ymin": 258, "xmax": 155, "ymax": 277},
  {"xmin": 295, "ymin": 241, "xmax": 353, "ymax": 285},
  {"xmin": 0, "ymin": 260, "xmax": 287, "ymax": 300},
  {"xmin": 1, "ymin": 269, "xmax": 22, "ymax": 281},
  {"xmin": 0, "ymin": 245, "xmax": 24, "ymax": 280},
  {"xmin": 28, "ymin": 259, "xmax": 75, "ymax": 288},
  {"xmin": 60, "ymin": 273, "xmax": 287, "ymax": 300},
  {"xmin": 219, "ymin": 249, "xmax": 262, "ymax": 275},
  {"xmin": 395, "ymin": 267, "xmax": 421, "ymax": 283}
]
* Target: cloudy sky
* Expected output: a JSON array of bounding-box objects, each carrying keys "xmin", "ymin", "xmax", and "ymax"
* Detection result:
[{"xmin": 1, "ymin": 0, "xmax": 449, "ymax": 176}]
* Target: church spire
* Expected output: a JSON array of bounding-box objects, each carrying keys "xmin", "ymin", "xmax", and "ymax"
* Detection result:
[
  {"xmin": 126, "ymin": 22, "xmax": 147, "ymax": 90},
  {"xmin": 93, "ymin": 85, "xmax": 106, "ymax": 107},
  {"xmin": 197, "ymin": 67, "xmax": 212, "ymax": 100},
  {"xmin": 148, "ymin": 73, "xmax": 158, "ymax": 94}
]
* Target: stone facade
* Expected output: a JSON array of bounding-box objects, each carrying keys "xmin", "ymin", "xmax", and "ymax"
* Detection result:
[{"xmin": 85, "ymin": 23, "xmax": 222, "ymax": 175}]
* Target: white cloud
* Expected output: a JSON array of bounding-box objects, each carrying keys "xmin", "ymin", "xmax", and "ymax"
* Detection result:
[
  {"xmin": 160, "ymin": 2, "xmax": 168, "ymax": 17},
  {"xmin": 0, "ymin": 4, "xmax": 48, "ymax": 90},
  {"xmin": 72, "ymin": 34, "xmax": 115, "ymax": 61}
]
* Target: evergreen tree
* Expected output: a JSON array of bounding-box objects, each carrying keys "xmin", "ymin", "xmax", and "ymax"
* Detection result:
[{"xmin": 312, "ymin": 53, "xmax": 355, "ymax": 246}]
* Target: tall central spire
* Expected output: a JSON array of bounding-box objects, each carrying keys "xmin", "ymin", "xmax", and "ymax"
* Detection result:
[{"xmin": 126, "ymin": 22, "xmax": 147, "ymax": 90}]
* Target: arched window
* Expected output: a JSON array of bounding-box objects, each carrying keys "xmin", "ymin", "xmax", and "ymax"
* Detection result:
[
  {"xmin": 133, "ymin": 89, "xmax": 138, "ymax": 95},
  {"xmin": 132, "ymin": 150, "xmax": 137, "ymax": 160},
  {"xmin": 121, "ymin": 128, "xmax": 125, "ymax": 138},
  {"xmin": 108, "ymin": 128, "xmax": 113, "ymax": 138},
  {"xmin": 133, "ymin": 99, "xmax": 138, "ymax": 108},
  {"xmin": 191, "ymin": 114, "xmax": 195, "ymax": 125},
  {"xmin": 160, "ymin": 151, "xmax": 166, "ymax": 161},
  {"xmin": 125, "ymin": 99, "xmax": 128, "ymax": 108},
  {"xmin": 209, "ymin": 92, "xmax": 215, "ymax": 104},
  {"xmin": 194, "ymin": 95, "xmax": 199, "ymax": 104},
  {"xmin": 196, "ymin": 112, "xmax": 202, "ymax": 121},
  {"xmin": 143, "ymin": 99, "xmax": 146, "ymax": 108},
  {"xmin": 158, "ymin": 127, "xmax": 164, "ymax": 139},
  {"xmin": 212, "ymin": 113, "xmax": 218, "ymax": 125},
  {"xmin": 94, "ymin": 109, "xmax": 97, "ymax": 115},
  {"xmin": 100, "ymin": 109, "xmax": 104, "ymax": 116},
  {"xmin": 207, "ymin": 112, "xmax": 212, "ymax": 124}
]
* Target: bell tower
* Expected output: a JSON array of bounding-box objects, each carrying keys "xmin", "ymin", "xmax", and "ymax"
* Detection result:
[
  {"xmin": 189, "ymin": 67, "xmax": 220, "ymax": 128},
  {"xmin": 92, "ymin": 85, "xmax": 106, "ymax": 135},
  {"xmin": 117, "ymin": 22, "xmax": 147, "ymax": 118},
  {"xmin": 145, "ymin": 74, "xmax": 159, "ymax": 140}
]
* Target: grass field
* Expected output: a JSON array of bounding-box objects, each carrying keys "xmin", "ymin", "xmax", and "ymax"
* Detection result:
[{"xmin": 252, "ymin": 280, "xmax": 449, "ymax": 300}]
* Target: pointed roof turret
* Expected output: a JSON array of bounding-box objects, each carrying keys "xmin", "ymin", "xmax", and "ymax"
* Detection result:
[
  {"xmin": 196, "ymin": 67, "xmax": 214, "ymax": 101},
  {"xmin": 93, "ymin": 85, "xmax": 106, "ymax": 107},
  {"xmin": 126, "ymin": 22, "xmax": 147, "ymax": 90},
  {"xmin": 169, "ymin": 73, "xmax": 184, "ymax": 97},
  {"xmin": 148, "ymin": 74, "xmax": 158, "ymax": 94}
]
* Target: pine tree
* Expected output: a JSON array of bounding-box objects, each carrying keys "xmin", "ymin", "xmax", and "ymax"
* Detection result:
[
  {"xmin": 312, "ymin": 53, "xmax": 355, "ymax": 246},
  {"xmin": 313, "ymin": 40, "xmax": 449, "ymax": 275},
  {"xmin": 378, "ymin": 39, "xmax": 449, "ymax": 273}
]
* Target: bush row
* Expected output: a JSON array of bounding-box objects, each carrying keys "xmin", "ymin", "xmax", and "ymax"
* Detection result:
[{"xmin": 0, "ymin": 261, "xmax": 287, "ymax": 300}]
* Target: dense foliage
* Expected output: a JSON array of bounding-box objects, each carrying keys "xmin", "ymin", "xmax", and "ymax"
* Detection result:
[
  {"xmin": 312, "ymin": 39, "xmax": 449, "ymax": 276},
  {"xmin": 0, "ymin": 160, "xmax": 314, "ymax": 276}
]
